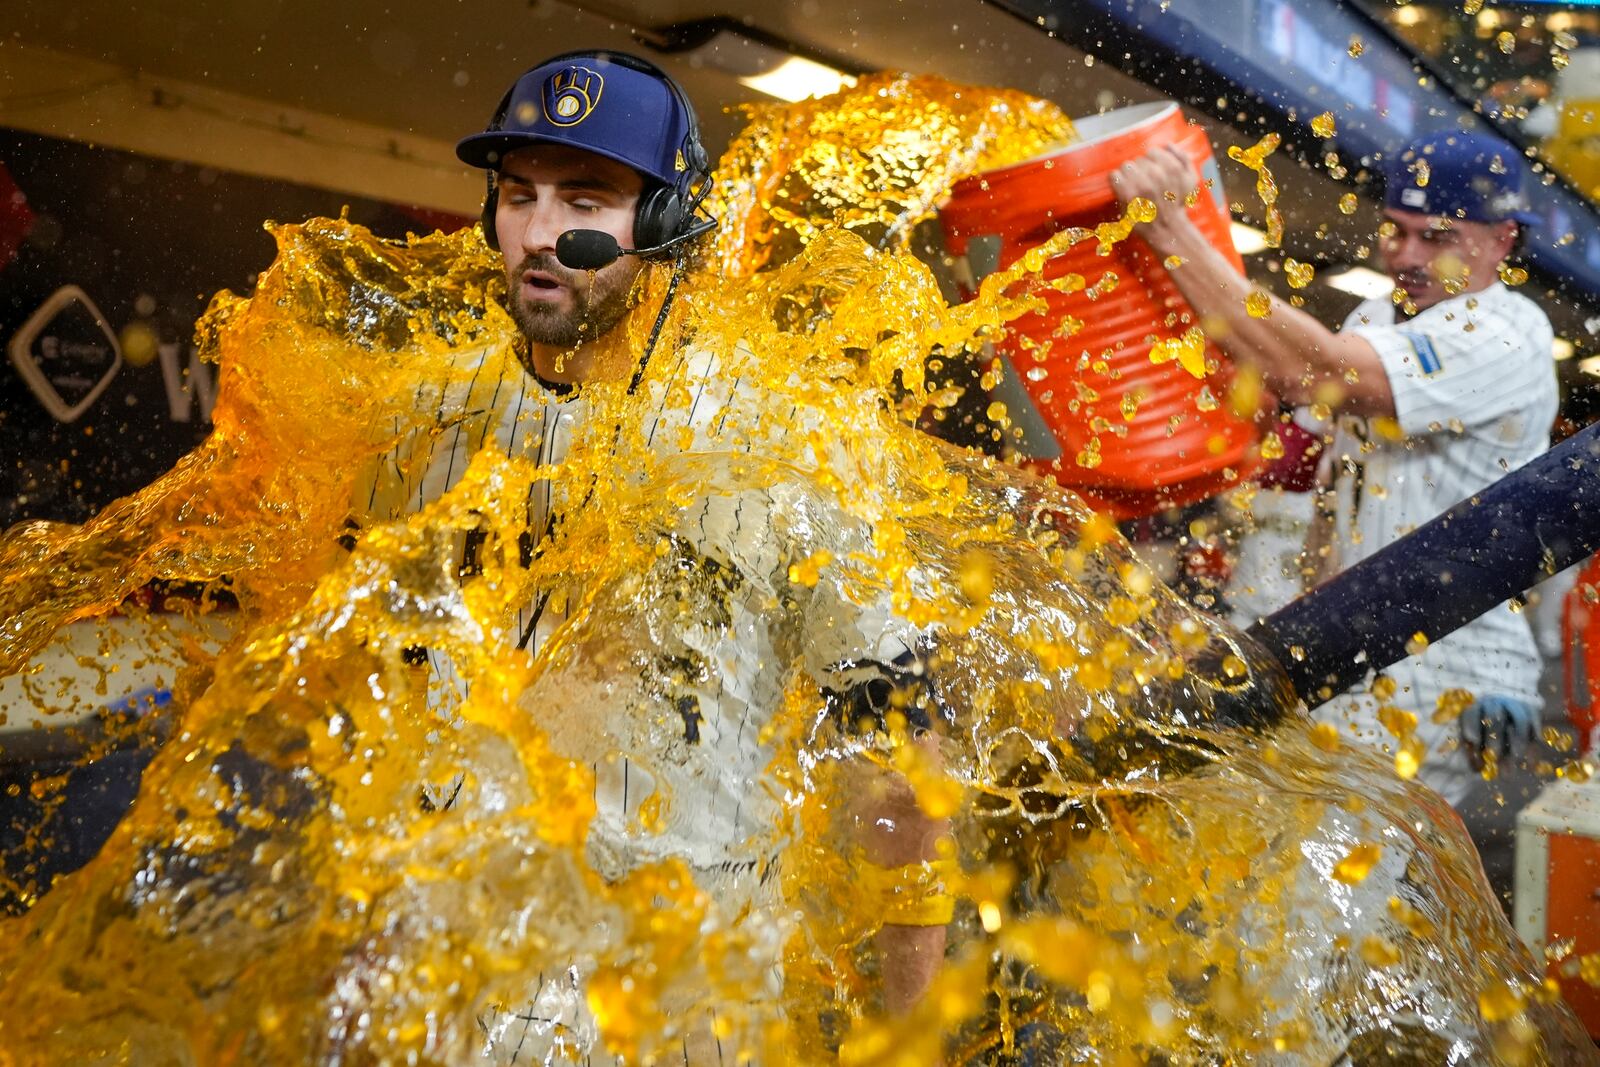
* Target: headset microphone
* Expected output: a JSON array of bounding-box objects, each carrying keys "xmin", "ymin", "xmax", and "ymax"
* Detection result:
[{"xmin": 555, "ymin": 218, "xmax": 717, "ymax": 271}]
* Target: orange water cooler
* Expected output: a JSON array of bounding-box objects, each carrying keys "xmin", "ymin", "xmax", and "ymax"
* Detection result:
[{"xmin": 939, "ymin": 102, "xmax": 1259, "ymax": 519}]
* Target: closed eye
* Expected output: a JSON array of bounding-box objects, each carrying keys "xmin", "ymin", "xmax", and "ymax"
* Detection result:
[{"xmin": 498, "ymin": 179, "xmax": 536, "ymax": 205}]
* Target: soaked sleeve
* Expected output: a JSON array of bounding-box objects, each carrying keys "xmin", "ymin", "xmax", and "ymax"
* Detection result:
[
  {"xmin": 352, "ymin": 416, "xmax": 472, "ymax": 524},
  {"xmin": 674, "ymin": 482, "xmax": 934, "ymax": 730},
  {"xmin": 807, "ymin": 585, "xmax": 935, "ymax": 733},
  {"xmin": 661, "ymin": 360, "xmax": 937, "ymax": 730},
  {"xmin": 351, "ymin": 345, "xmax": 526, "ymax": 524},
  {"xmin": 1347, "ymin": 295, "xmax": 1553, "ymax": 438}
]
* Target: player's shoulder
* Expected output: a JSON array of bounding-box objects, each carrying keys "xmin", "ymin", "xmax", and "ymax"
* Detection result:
[
  {"xmin": 1472, "ymin": 278, "xmax": 1540, "ymax": 309},
  {"xmin": 1442, "ymin": 282, "xmax": 1551, "ymax": 340},
  {"xmin": 1341, "ymin": 298, "xmax": 1394, "ymax": 332},
  {"xmin": 1401, "ymin": 283, "xmax": 1551, "ymax": 364}
]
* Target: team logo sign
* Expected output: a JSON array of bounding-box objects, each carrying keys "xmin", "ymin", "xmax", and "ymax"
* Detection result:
[
  {"xmin": 543, "ymin": 65, "xmax": 603, "ymax": 127},
  {"xmin": 7, "ymin": 285, "xmax": 123, "ymax": 423}
]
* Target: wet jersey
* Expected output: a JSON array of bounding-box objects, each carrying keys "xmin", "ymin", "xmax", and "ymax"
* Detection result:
[
  {"xmin": 1311, "ymin": 282, "xmax": 1557, "ymax": 803},
  {"xmin": 356, "ymin": 342, "xmax": 929, "ymax": 1063}
]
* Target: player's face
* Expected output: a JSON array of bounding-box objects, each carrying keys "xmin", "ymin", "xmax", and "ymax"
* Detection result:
[
  {"xmin": 493, "ymin": 145, "xmax": 645, "ymax": 353},
  {"xmin": 1377, "ymin": 209, "xmax": 1516, "ymax": 311}
]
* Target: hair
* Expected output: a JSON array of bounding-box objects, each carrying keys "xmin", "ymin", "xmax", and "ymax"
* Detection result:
[{"xmin": 1507, "ymin": 222, "xmax": 1528, "ymax": 263}]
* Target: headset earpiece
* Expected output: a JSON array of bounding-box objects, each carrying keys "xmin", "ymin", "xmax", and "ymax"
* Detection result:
[
  {"xmin": 477, "ymin": 83, "xmax": 518, "ymax": 254},
  {"xmin": 633, "ymin": 183, "xmax": 685, "ymax": 252},
  {"xmin": 481, "ymin": 175, "xmax": 501, "ymax": 251}
]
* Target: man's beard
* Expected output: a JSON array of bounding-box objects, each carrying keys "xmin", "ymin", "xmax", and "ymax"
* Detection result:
[
  {"xmin": 506, "ymin": 252, "xmax": 638, "ymax": 349},
  {"xmin": 1391, "ymin": 268, "xmax": 1437, "ymax": 317}
]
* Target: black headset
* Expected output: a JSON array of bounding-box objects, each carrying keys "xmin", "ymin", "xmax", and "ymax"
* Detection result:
[{"xmin": 478, "ymin": 49, "xmax": 711, "ymax": 254}]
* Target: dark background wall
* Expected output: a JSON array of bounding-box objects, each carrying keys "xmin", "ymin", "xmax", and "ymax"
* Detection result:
[{"xmin": 0, "ymin": 128, "xmax": 469, "ymax": 527}]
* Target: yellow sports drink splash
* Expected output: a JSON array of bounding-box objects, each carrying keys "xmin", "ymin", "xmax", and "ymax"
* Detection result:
[{"xmin": 0, "ymin": 75, "xmax": 1590, "ymax": 1064}]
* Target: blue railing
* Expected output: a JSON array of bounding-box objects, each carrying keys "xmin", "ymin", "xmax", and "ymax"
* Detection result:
[{"xmin": 986, "ymin": 0, "xmax": 1600, "ymax": 305}]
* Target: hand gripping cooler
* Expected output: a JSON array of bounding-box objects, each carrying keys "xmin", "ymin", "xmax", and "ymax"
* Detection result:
[{"xmin": 939, "ymin": 102, "xmax": 1259, "ymax": 519}]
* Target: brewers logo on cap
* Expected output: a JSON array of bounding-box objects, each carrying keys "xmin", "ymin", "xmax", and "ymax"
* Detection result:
[{"xmin": 543, "ymin": 65, "xmax": 603, "ymax": 127}]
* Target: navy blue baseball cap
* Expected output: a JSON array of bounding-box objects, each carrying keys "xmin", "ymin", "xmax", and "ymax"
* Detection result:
[
  {"xmin": 1383, "ymin": 130, "xmax": 1539, "ymax": 226},
  {"xmin": 456, "ymin": 52, "xmax": 692, "ymax": 187}
]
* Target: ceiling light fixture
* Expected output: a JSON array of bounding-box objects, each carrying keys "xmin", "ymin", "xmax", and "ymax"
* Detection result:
[
  {"xmin": 739, "ymin": 55, "xmax": 856, "ymax": 103},
  {"xmin": 1578, "ymin": 355, "xmax": 1600, "ymax": 377},
  {"xmin": 646, "ymin": 18, "xmax": 864, "ymax": 102},
  {"xmin": 1325, "ymin": 266, "xmax": 1395, "ymax": 300},
  {"xmin": 1554, "ymin": 337, "xmax": 1576, "ymax": 361},
  {"xmin": 543, "ymin": 5, "xmax": 865, "ymax": 102},
  {"xmin": 1230, "ymin": 221, "xmax": 1270, "ymax": 255}
]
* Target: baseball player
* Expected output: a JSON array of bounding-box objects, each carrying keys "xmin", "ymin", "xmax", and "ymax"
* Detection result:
[
  {"xmin": 1112, "ymin": 129, "xmax": 1558, "ymax": 805},
  {"xmin": 356, "ymin": 50, "xmax": 951, "ymax": 1061}
]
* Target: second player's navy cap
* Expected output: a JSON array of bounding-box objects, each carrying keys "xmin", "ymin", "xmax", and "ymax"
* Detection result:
[
  {"xmin": 1384, "ymin": 129, "xmax": 1539, "ymax": 226},
  {"xmin": 456, "ymin": 52, "xmax": 691, "ymax": 187}
]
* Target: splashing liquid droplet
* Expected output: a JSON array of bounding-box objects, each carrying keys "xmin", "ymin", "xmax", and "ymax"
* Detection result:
[
  {"xmin": 1499, "ymin": 263, "xmax": 1528, "ymax": 286},
  {"xmin": 1227, "ymin": 134, "xmax": 1284, "ymax": 248}
]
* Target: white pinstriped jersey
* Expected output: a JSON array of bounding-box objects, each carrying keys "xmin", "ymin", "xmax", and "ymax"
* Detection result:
[
  {"xmin": 357, "ymin": 343, "xmax": 927, "ymax": 1063},
  {"xmin": 1310, "ymin": 282, "xmax": 1558, "ymax": 804},
  {"xmin": 359, "ymin": 343, "xmax": 924, "ymax": 722}
]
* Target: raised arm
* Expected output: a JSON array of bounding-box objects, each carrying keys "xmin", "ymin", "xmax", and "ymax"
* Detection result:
[{"xmin": 1110, "ymin": 145, "xmax": 1394, "ymax": 417}]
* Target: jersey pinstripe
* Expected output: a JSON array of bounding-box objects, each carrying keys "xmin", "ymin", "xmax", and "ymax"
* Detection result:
[
  {"xmin": 353, "ymin": 343, "xmax": 927, "ymax": 1063},
  {"xmin": 1310, "ymin": 282, "xmax": 1558, "ymax": 804}
]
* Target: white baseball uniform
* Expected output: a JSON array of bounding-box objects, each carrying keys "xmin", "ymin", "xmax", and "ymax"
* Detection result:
[{"xmin": 1310, "ymin": 281, "xmax": 1558, "ymax": 804}]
